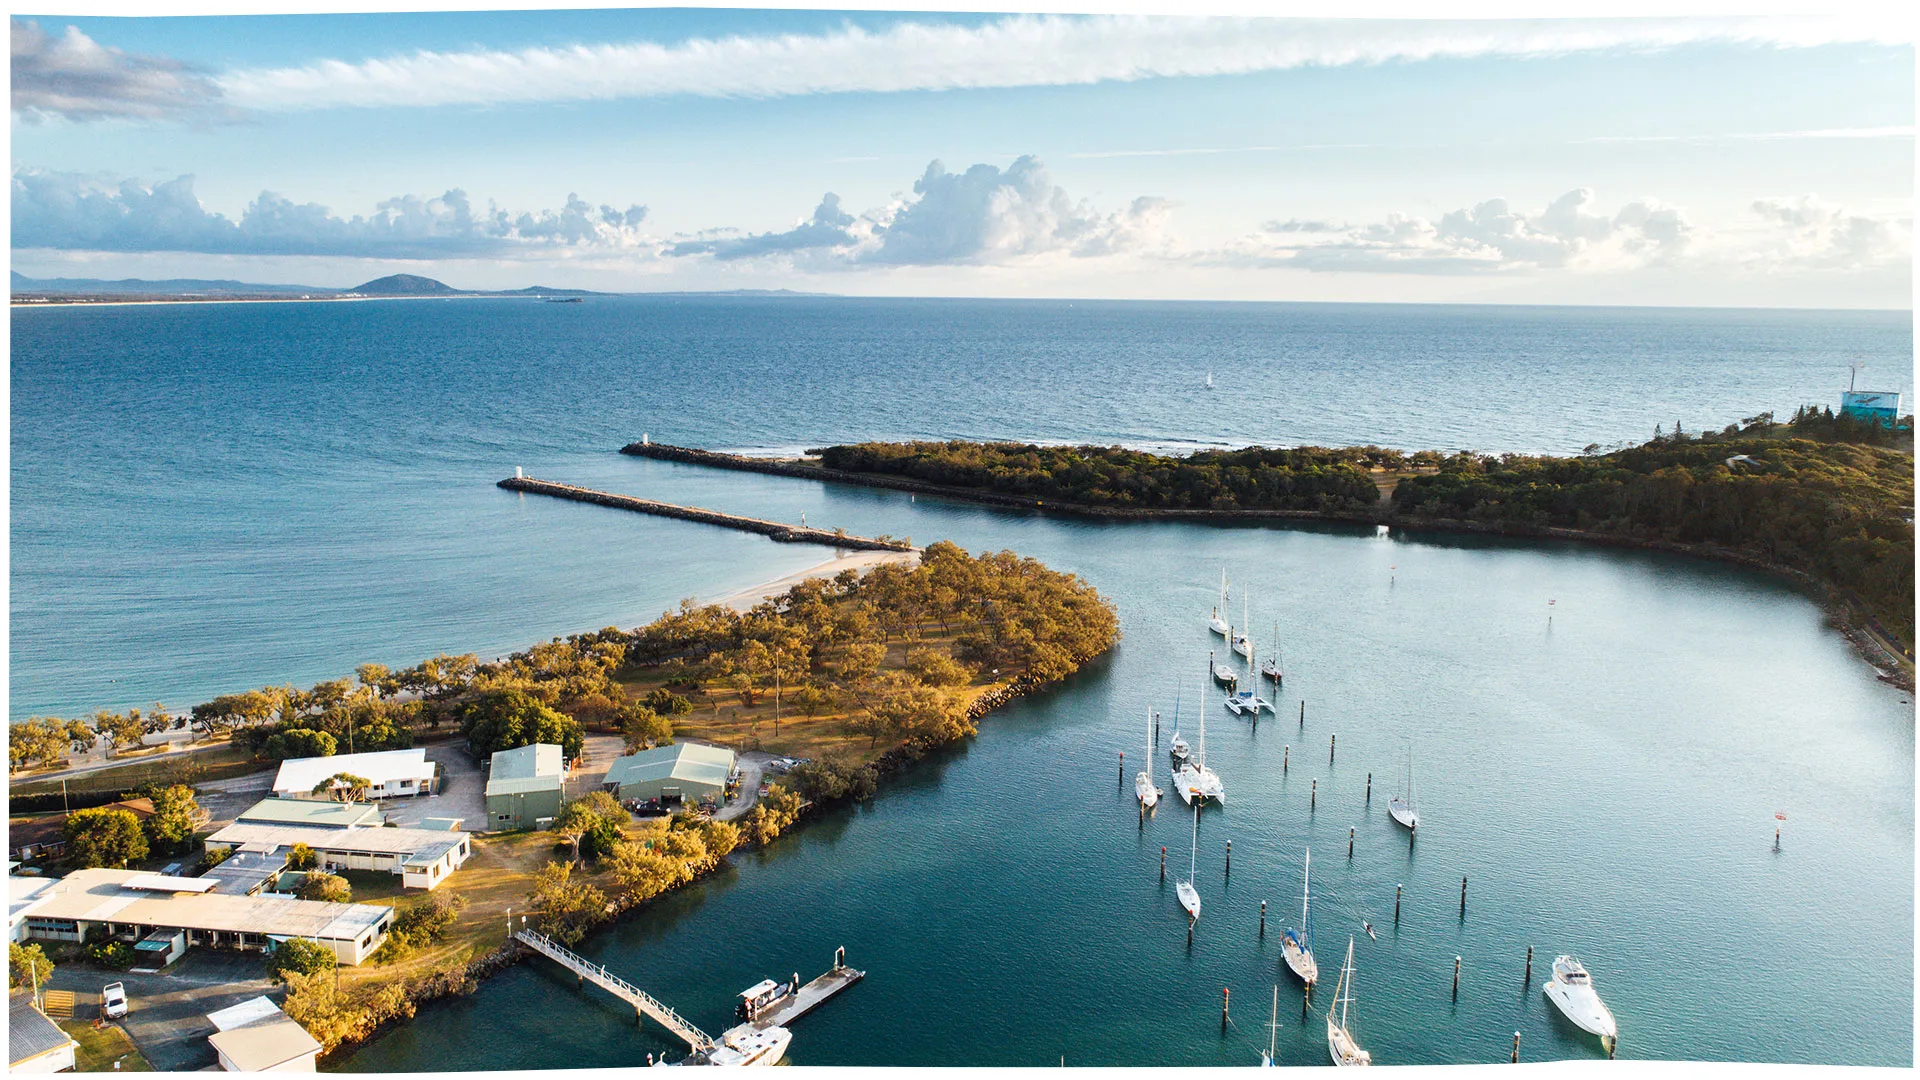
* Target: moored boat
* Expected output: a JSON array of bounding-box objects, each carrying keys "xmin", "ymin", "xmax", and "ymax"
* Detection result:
[
  {"xmin": 1326, "ymin": 938, "xmax": 1371, "ymax": 1066},
  {"xmin": 1388, "ymin": 746, "xmax": 1419, "ymax": 830},
  {"xmin": 1135, "ymin": 707, "xmax": 1161, "ymax": 809},
  {"xmin": 1280, "ymin": 849, "xmax": 1319, "ymax": 987},
  {"xmin": 1176, "ymin": 802, "xmax": 1202, "ymax": 920},
  {"xmin": 1543, "ymin": 956, "xmax": 1618, "ymax": 1052}
]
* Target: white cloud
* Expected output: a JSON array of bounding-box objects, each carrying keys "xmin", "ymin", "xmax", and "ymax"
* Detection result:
[
  {"xmin": 1741, "ymin": 195, "xmax": 1911, "ymax": 271},
  {"xmin": 10, "ymin": 169, "xmax": 650, "ymax": 259},
  {"xmin": 1217, "ymin": 188, "xmax": 1692, "ymax": 274},
  {"xmin": 214, "ymin": 14, "xmax": 1907, "ymax": 112},
  {"xmin": 10, "ymin": 18, "xmax": 224, "ymax": 123}
]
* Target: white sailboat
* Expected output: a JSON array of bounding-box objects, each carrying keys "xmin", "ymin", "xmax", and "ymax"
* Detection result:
[
  {"xmin": 1260, "ymin": 985, "xmax": 1279, "ymax": 1066},
  {"xmin": 1174, "ymin": 671, "xmax": 1225, "ymax": 804},
  {"xmin": 1231, "ymin": 592, "xmax": 1252, "ymax": 658},
  {"xmin": 1543, "ymin": 956, "xmax": 1618, "ymax": 1052},
  {"xmin": 1326, "ymin": 937, "xmax": 1372, "ymax": 1067},
  {"xmin": 1261, "ymin": 622, "xmax": 1284, "ymax": 682},
  {"xmin": 1279, "ymin": 849, "xmax": 1319, "ymax": 986},
  {"xmin": 1175, "ymin": 802, "xmax": 1201, "ymax": 920},
  {"xmin": 1135, "ymin": 707, "xmax": 1161, "ymax": 809},
  {"xmin": 1388, "ymin": 745, "xmax": 1419, "ymax": 830},
  {"xmin": 1230, "ymin": 629, "xmax": 1273, "ymax": 714},
  {"xmin": 1209, "ymin": 569, "xmax": 1230, "ymax": 636},
  {"xmin": 1168, "ymin": 692, "xmax": 1190, "ymax": 766}
]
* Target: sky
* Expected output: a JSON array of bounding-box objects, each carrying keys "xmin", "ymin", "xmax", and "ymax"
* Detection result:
[{"xmin": 8, "ymin": 3, "xmax": 1915, "ymax": 305}]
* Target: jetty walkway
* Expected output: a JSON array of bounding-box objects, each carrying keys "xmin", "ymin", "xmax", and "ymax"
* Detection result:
[
  {"xmin": 498, "ymin": 475, "xmax": 915, "ymax": 553},
  {"xmin": 515, "ymin": 929, "xmax": 715, "ymax": 1050}
]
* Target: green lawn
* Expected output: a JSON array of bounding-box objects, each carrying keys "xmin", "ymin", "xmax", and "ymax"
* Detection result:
[{"xmin": 60, "ymin": 1020, "xmax": 152, "ymax": 1072}]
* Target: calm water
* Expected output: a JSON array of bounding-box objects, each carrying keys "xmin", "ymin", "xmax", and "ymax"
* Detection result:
[{"xmin": 10, "ymin": 297, "xmax": 1914, "ymax": 1065}]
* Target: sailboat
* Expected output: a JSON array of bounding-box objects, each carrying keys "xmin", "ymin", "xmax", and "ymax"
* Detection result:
[
  {"xmin": 1135, "ymin": 708, "xmax": 1161, "ymax": 809},
  {"xmin": 1231, "ymin": 629, "xmax": 1273, "ymax": 714},
  {"xmin": 1231, "ymin": 592, "xmax": 1252, "ymax": 657},
  {"xmin": 1173, "ymin": 671, "xmax": 1226, "ymax": 804},
  {"xmin": 1168, "ymin": 692, "xmax": 1190, "ymax": 766},
  {"xmin": 1261, "ymin": 621, "xmax": 1284, "ymax": 682},
  {"xmin": 1388, "ymin": 745, "xmax": 1419, "ymax": 830},
  {"xmin": 1260, "ymin": 985, "xmax": 1279, "ymax": 1066},
  {"xmin": 1543, "ymin": 956, "xmax": 1618, "ymax": 1053},
  {"xmin": 1205, "ymin": 369, "xmax": 1215, "ymax": 391},
  {"xmin": 1175, "ymin": 802, "xmax": 1201, "ymax": 920},
  {"xmin": 1326, "ymin": 937, "xmax": 1372, "ymax": 1067},
  {"xmin": 1279, "ymin": 849, "xmax": 1319, "ymax": 986},
  {"xmin": 1209, "ymin": 569, "xmax": 1230, "ymax": 636}
]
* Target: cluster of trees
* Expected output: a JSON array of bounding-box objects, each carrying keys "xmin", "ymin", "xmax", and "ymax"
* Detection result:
[
  {"xmin": 267, "ymin": 938, "xmax": 338, "ymax": 984},
  {"xmin": 740, "ymin": 786, "xmax": 806, "ymax": 847},
  {"xmin": 820, "ymin": 441, "xmax": 1388, "ymax": 511},
  {"xmin": 10, "ymin": 942, "xmax": 54, "ymax": 989},
  {"xmin": 1392, "ymin": 431, "xmax": 1914, "ymax": 647},
  {"xmin": 551, "ymin": 791, "xmax": 629, "ymax": 864},
  {"xmin": 786, "ymin": 755, "xmax": 879, "ymax": 803},
  {"xmin": 297, "ymin": 872, "xmax": 352, "ymax": 903},
  {"xmin": 281, "ymin": 967, "xmax": 417, "ymax": 1054},
  {"xmin": 372, "ymin": 892, "xmax": 466, "ymax": 962},
  {"xmin": 8, "ymin": 705, "xmax": 184, "ymax": 772},
  {"xmin": 57, "ymin": 784, "xmax": 205, "ymax": 867},
  {"xmin": 628, "ymin": 540, "xmax": 1118, "ymax": 759}
]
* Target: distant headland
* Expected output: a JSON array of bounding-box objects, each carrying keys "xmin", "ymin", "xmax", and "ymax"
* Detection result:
[{"xmin": 8, "ymin": 271, "xmax": 828, "ymax": 305}]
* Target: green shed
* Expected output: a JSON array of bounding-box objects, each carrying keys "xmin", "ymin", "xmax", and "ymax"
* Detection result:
[
  {"xmin": 603, "ymin": 743, "xmax": 735, "ymax": 807},
  {"xmin": 484, "ymin": 743, "xmax": 567, "ymax": 830}
]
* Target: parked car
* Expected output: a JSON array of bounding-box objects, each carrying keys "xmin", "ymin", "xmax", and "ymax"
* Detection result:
[{"xmin": 101, "ymin": 982, "xmax": 128, "ymax": 1019}]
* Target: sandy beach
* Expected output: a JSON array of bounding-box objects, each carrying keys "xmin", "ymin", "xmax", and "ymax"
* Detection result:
[{"xmin": 712, "ymin": 547, "xmax": 921, "ymax": 611}]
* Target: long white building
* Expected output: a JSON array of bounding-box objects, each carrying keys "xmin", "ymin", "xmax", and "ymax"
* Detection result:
[{"xmin": 271, "ymin": 748, "xmax": 437, "ymax": 801}]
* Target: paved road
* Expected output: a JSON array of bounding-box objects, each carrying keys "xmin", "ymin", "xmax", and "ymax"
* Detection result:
[
  {"xmin": 716, "ymin": 750, "xmax": 778, "ymax": 822},
  {"xmin": 48, "ymin": 952, "xmax": 278, "ymax": 1072}
]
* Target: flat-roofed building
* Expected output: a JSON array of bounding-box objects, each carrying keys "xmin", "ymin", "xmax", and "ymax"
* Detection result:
[
  {"xmin": 10, "ymin": 875, "xmax": 55, "ymax": 943},
  {"xmin": 484, "ymin": 743, "xmax": 568, "ymax": 831},
  {"xmin": 21, "ymin": 869, "xmax": 390, "ymax": 965},
  {"xmin": 603, "ymin": 743, "xmax": 736, "ymax": 807},
  {"xmin": 8, "ymin": 994, "xmax": 77, "ymax": 1073},
  {"xmin": 271, "ymin": 749, "xmax": 437, "ymax": 801},
  {"xmin": 207, "ymin": 997, "xmax": 324, "ymax": 1072},
  {"xmin": 205, "ymin": 816, "xmax": 471, "ymax": 891},
  {"xmin": 236, "ymin": 800, "xmax": 383, "ymax": 829}
]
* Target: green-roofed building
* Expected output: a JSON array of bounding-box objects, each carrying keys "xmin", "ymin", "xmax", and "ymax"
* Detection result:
[
  {"xmin": 484, "ymin": 743, "xmax": 568, "ymax": 830},
  {"xmin": 603, "ymin": 743, "xmax": 736, "ymax": 807}
]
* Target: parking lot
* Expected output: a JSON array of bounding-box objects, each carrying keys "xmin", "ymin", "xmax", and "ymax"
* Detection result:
[
  {"xmin": 47, "ymin": 951, "xmax": 278, "ymax": 1072},
  {"xmin": 378, "ymin": 740, "xmax": 487, "ymax": 830}
]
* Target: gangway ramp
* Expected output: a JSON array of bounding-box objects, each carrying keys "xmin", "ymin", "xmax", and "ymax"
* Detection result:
[{"xmin": 515, "ymin": 929, "xmax": 714, "ymax": 1051}]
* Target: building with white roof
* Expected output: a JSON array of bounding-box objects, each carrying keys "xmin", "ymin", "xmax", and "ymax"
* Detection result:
[
  {"xmin": 484, "ymin": 743, "xmax": 568, "ymax": 830},
  {"xmin": 207, "ymin": 803, "xmax": 471, "ymax": 891},
  {"xmin": 271, "ymin": 748, "xmax": 437, "ymax": 801},
  {"xmin": 20, "ymin": 868, "xmax": 391, "ymax": 965},
  {"xmin": 9, "ymin": 875, "xmax": 55, "ymax": 943},
  {"xmin": 207, "ymin": 996, "xmax": 324, "ymax": 1072}
]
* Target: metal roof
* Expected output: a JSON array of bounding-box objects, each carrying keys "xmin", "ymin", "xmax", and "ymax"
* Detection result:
[
  {"xmin": 206, "ymin": 822, "xmax": 466, "ymax": 862},
  {"xmin": 31, "ymin": 869, "xmax": 388, "ymax": 943},
  {"xmin": 8, "ymin": 995, "xmax": 75, "ymax": 1065},
  {"xmin": 236, "ymin": 799, "xmax": 383, "ymax": 829},
  {"xmin": 272, "ymin": 748, "xmax": 432, "ymax": 794},
  {"xmin": 206, "ymin": 996, "xmax": 283, "ymax": 1032},
  {"xmin": 123, "ymin": 874, "xmax": 217, "ymax": 893},
  {"xmin": 603, "ymin": 743, "xmax": 736, "ymax": 790},
  {"xmin": 208, "ymin": 1013, "xmax": 324, "ymax": 1070},
  {"xmin": 485, "ymin": 744, "xmax": 566, "ymax": 797}
]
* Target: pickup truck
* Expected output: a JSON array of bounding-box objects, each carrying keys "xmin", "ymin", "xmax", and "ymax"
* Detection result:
[{"xmin": 101, "ymin": 982, "xmax": 129, "ymax": 1019}]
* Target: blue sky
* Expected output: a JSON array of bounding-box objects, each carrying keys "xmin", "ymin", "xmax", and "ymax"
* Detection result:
[{"xmin": 10, "ymin": 6, "xmax": 1914, "ymax": 305}]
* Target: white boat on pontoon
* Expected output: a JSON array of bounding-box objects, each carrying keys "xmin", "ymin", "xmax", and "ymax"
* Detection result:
[
  {"xmin": 1543, "ymin": 956, "xmax": 1618, "ymax": 1051},
  {"xmin": 1209, "ymin": 569, "xmax": 1231, "ymax": 636},
  {"xmin": 664, "ymin": 1024, "xmax": 792, "ymax": 1067},
  {"xmin": 1175, "ymin": 802, "xmax": 1202, "ymax": 920},
  {"xmin": 1326, "ymin": 938, "xmax": 1371, "ymax": 1067},
  {"xmin": 1388, "ymin": 746, "xmax": 1419, "ymax": 831},
  {"xmin": 1173, "ymin": 672, "xmax": 1225, "ymax": 805},
  {"xmin": 1135, "ymin": 707, "xmax": 1161, "ymax": 809},
  {"xmin": 1279, "ymin": 849, "xmax": 1319, "ymax": 987}
]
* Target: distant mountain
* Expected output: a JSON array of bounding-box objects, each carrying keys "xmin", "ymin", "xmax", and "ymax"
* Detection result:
[
  {"xmin": 10, "ymin": 271, "xmax": 336, "ymax": 297},
  {"xmin": 496, "ymin": 285, "xmax": 605, "ymax": 297},
  {"xmin": 347, "ymin": 274, "xmax": 465, "ymax": 296}
]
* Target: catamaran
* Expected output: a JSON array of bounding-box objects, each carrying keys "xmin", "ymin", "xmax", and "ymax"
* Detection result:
[
  {"xmin": 1135, "ymin": 708, "xmax": 1161, "ymax": 809},
  {"xmin": 1388, "ymin": 746, "xmax": 1419, "ymax": 830},
  {"xmin": 1209, "ymin": 569, "xmax": 1230, "ymax": 636},
  {"xmin": 1226, "ymin": 631, "xmax": 1273, "ymax": 715},
  {"xmin": 1175, "ymin": 802, "xmax": 1202, "ymax": 920},
  {"xmin": 1326, "ymin": 938, "xmax": 1372, "ymax": 1067},
  {"xmin": 1174, "ymin": 671, "xmax": 1225, "ymax": 804},
  {"xmin": 1543, "ymin": 956, "xmax": 1618, "ymax": 1053},
  {"xmin": 1279, "ymin": 849, "xmax": 1319, "ymax": 986}
]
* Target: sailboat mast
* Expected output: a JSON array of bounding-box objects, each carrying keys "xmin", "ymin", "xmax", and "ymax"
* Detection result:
[
  {"xmin": 1190, "ymin": 802, "xmax": 1199, "ymax": 878},
  {"xmin": 1269, "ymin": 985, "xmax": 1279, "ymax": 1062},
  {"xmin": 1302, "ymin": 848, "xmax": 1312, "ymax": 927},
  {"xmin": 1198, "ymin": 669, "xmax": 1207, "ymax": 767}
]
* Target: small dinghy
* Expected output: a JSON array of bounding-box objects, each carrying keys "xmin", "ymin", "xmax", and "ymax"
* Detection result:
[{"xmin": 1543, "ymin": 956, "xmax": 1618, "ymax": 1053}]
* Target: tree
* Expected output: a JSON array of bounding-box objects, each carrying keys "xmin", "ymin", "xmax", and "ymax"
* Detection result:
[
  {"xmin": 459, "ymin": 689, "xmax": 584, "ymax": 760},
  {"xmin": 288, "ymin": 842, "xmax": 318, "ymax": 870},
  {"xmin": 64, "ymin": 718, "xmax": 97, "ymax": 756},
  {"xmin": 266, "ymin": 728, "xmax": 338, "ymax": 761},
  {"xmin": 64, "ymin": 807, "xmax": 148, "ymax": 868},
  {"xmin": 620, "ymin": 706, "xmax": 673, "ymax": 752},
  {"xmin": 8, "ymin": 719, "xmax": 65, "ymax": 771},
  {"xmin": 790, "ymin": 685, "xmax": 834, "ymax": 725},
  {"xmin": 297, "ymin": 872, "xmax": 351, "ymax": 902},
  {"xmin": 529, "ymin": 862, "xmax": 608, "ymax": 946},
  {"xmin": 311, "ymin": 772, "xmax": 371, "ymax": 802},
  {"xmin": 905, "ymin": 648, "xmax": 972, "ymax": 687},
  {"xmin": 550, "ymin": 802, "xmax": 598, "ymax": 865},
  {"xmin": 143, "ymin": 784, "xmax": 203, "ymax": 853},
  {"xmin": 266, "ymin": 938, "xmax": 338, "ymax": 983},
  {"xmin": 645, "ymin": 689, "xmax": 693, "ymax": 716},
  {"xmin": 9, "ymin": 942, "xmax": 53, "ymax": 989}
]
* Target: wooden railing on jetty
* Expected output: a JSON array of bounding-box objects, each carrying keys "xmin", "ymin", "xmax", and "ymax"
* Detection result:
[
  {"xmin": 515, "ymin": 929, "xmax": 714, "ymax": 1050},
  {"xmin": 497, "ymin": 476, "xmax": 915, "ymax": 553}
]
